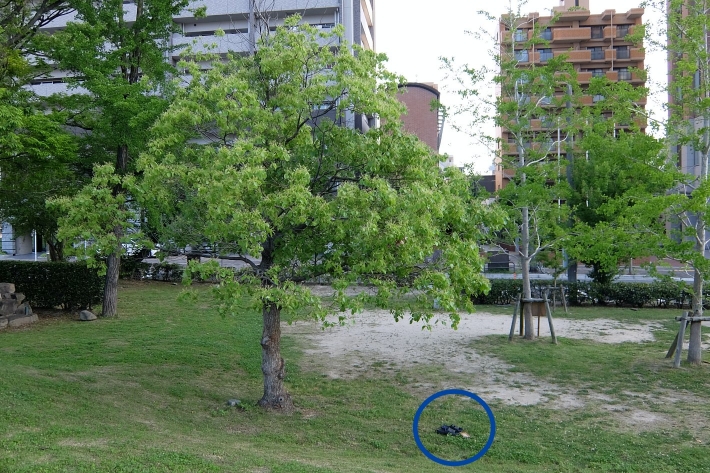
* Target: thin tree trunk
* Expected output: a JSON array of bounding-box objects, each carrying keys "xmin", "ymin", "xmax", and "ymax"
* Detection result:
[
  {"xmin": 521, "ymin": 206, "xmax": 533, "ymax": 339},
  {"xmin": 688, "ymin": 220, "xmax": 704, "ymax": 365},
  {"xmin": 258, "ymin": 302, "xmax": 294, "ymax": 413},
  {"xmin": 102, "ymin": 226, "xmax": 122, "ymax": 317}
]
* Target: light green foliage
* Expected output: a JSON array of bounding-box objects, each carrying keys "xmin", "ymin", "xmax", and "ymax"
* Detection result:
[
  {"xmin": 139, "ymin": 18, "xmax": 503, "ymax": 327},
  {"xmin": 53, "ymin": 164, "xmax": 147, "ymax": 274},
  {"xmin": 567, "ymin": 118, "xmax": 674, "ymax": 283}
]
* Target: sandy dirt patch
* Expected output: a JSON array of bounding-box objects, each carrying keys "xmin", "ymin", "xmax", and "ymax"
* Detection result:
[{"xmin": 284, "ymin": 309, "xmax": 663, "ymax": 408}]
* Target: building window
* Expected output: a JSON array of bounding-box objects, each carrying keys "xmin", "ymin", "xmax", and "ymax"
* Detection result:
[
  {"xmin": 540, "ymin": 115, "xmax": 555, "ymax": 128},
  {"xmin": 618, "ymin": 68, "xmax": 632, "ymax": 81},
  {"xmin": 589, "ymin": 47, "xmax": 604, "ymax": 60},
  {"xmin": 514, "ymin": 29, "xmax": 527, "ymax": 41},
  {"xmin": 590, "ymin": 68, "xmax": 604, "ymax": 77},
  {"xmin": 514, "ymin": 49, "xmax": 529, "ymax": 62},
  {"xmin": 539, "ymin": 48, "xmax": 553, "ymax": 62},
  {"xmin": 540, "ymin": 95, "xmax": 552, "ymax": 105},
  {"xmin": 591, "ymin": 26, "xmax": 603, "ymax": 39},
  {"xmin": 615, "ymin": 46, "xmax": 630, "ymax": 59},
  {"xmin": 540, "ymin": 28, "xmax": 552, "ymax": 40},
  {"xmin": 687, "ymin": 144, "xmax": 698, "ymax": 168},
  {"xmin": 616, "ymin": 24, "xmax": 630, "ymax": 38},
  {"xmin": 593, "ymin": 94, "xmax": 605, "ymax": 102}
]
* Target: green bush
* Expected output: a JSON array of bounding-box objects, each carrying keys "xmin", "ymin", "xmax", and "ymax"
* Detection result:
[
  {"xmin": 0, "ymin": 261, "xmax": 103, "ymax": 309},
  {"xmin": 119, "ymin": 257, "xmax": 184, "ymax": 282},
  {"xmin": 476, "ymin": 278, "xmax": 691, "ymax": 308}
]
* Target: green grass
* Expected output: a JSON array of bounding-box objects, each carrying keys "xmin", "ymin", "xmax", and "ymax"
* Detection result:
[{"xmin": 0, "ymin": 281, "xmax": 709, "ymax": 472}]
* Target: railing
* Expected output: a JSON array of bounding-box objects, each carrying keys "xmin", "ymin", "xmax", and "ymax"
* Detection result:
[
  {"xmin": 618, "ymin": 70, "xmax": 632, "ymax": 81},
  {"xmin": 616, "ymin": 48, "xmax": 630, "ymax": 59},
  {"xmin": 590, "ymin": 50, "xmax": 604, "ymax": 60},
  {"xmin": 539, "ymin": 51, "xmax": 553, "ymax": 62}
]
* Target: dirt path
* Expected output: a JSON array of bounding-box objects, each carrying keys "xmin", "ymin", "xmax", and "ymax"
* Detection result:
[{"xmin": 284, "ymin": 308, "xmax": 664, "ymax": 408}]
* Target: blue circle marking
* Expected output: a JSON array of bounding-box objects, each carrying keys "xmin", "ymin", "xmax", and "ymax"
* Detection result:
[{"xmin": 412, "ymin": 389, "xmax": 496, "ymax": 467}]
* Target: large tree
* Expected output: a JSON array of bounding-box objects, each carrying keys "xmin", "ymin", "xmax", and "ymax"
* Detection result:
[
  {"xmin": 49, "ymin": 0, "xmax": 189, "ymax": 315},
  {"xmin": 0, "ymin": 1, "xmax": 76, "ymax": 259},
  {"xmin": 645, "ymin": 0, "xmax": 710, "ymax": 364},
  {"xmin": 566, "ymin": 75, "xmax": 673, "ymax": 286},
  {"xmin": 137, "ymin": 18, "xmax": 503, "ymax": 411}
]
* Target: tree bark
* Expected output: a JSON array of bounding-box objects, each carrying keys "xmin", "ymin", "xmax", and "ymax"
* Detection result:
[
  {"xmin": 688, "ymin": 213, "xmax": 704, "ymax": 365},
  {"xmin": 521, "ymin": 206, "xmax": 534, "ymax": 339},
  {"xmin": 101, "ymin": 226, "xmax": 122, "ymax": 317},
  {"xmin": 258, "ymin": 302, "xmax": 295, "ymax": 413}
]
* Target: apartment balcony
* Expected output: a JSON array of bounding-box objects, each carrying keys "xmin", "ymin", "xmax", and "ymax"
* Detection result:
[
  {"xmin": 173, "ymin": 0, "xmax": 340, "ymax": 21},
  {"xmin": 555, "ymin": 50, "xmax": 591, "ymax": 63},
  {"xmin": 603, "ymin": 26, "xmax": 616, "ymax": 39},
  {"xmin": 605, "ymin": 71, "xmax": 618, "ymax": 81},
  {"xmin": 502, "ymin": 30, "xmax": 531, "ymax": 44},
  {"xmin": 625, "ymin": 8, "xmax": 644, "ymax": 20},
  {"xmin": 552, "ymin": 27, "xmax": 591, "ymax": 42},
  {"xmin": 578, "ymin": 72, "xmax": 592, "ymax": 84},
  {"xmin": 553, "ymin": 7, "xmax": 591, "ymax": 21},
  {"xmin": 172, "ymin": 30, "xmax": 337, "ymax": 58}
]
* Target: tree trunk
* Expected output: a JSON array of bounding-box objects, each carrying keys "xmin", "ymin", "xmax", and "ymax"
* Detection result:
[
  {"xmin": 258, "ymin": 302, "xmax": 295, "ymax": 413},
  {"xmin": 689, "ymin": 224, "xmax": 704, "ymax": 364},
  {"xmin": 102, "ymin": 226, "xmax": 122, "ymax": 317},
  {"xmin": 521, "ymin": 206, "xmax": 534, "ymax": 340},
  {"xmin": 47, "ymin": 239, "xmax": 63, "ymax": 261}
]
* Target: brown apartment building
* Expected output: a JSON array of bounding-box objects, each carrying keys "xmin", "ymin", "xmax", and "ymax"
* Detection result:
[
  {"xmin": 494, "ymin": 0, "xmax": 646, "ymax": 190},
  {"xmin": 397, "ymin": 83, "xmax": 444, "ymax": 153}
]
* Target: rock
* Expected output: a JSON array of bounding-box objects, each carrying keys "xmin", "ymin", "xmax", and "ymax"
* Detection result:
[
  {"xmin": 0, "ymin": 283, "xmax": 15, "ymax": 293},
  {"xmin": 0, "ymin": 316, "xmax": 7, "ymax": 330},
  {"xmin": 14, "ymin": 293, "xmax": 25, "ymax": 304},
  {"xmin": 79, "ymin": 310, "xmax": 97, "ymax": 321},
  {"xmin": 226, "ymin": 399, "xmax": 242, "ymax": 408},
  {"xmin": 0, "ymin": 300, "xmax": 19, "ymax": 315},
  {"xmin": 7, "ymin": 313, "xmax": 38, "ymax": 328},
  {"xmin": 14, "ymin": 303, "xmax": 32, "ymax": 316}
]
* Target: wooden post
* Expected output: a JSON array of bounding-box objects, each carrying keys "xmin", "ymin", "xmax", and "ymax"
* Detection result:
[
  {"xmin": 673, "ymin": 311, "xmax": 690, "ymax": 368},
  {"xmin": 560, "ymin": 285, "xmax": 568, "ymax": 313},
  {"xmin": 519, "ymin": 297, "xmax": 524, "ymax": 336},
  {"xmin": 509, "ymin": 294, "xmax": 521, "ymax": 341},
  {"xmin": 544, "ymin": 290, "xmax": 557, "ymax": 345},
  {"xmin": 665, "ymin": 332, "xmax": 679, "ymax": 359}
]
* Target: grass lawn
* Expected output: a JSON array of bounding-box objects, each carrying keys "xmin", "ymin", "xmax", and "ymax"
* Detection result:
[{"xmin": 0, "ymin": 281, "xmax": 708, "ymax": 472}]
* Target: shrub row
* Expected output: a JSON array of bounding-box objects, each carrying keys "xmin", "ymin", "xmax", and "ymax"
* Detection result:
[
  {"xmin": 0, "ymin": 261, "xmax": 103, "ymax": 309},
  {"xmin": 475, "ymin": 278, "xmax": 693, "ymax": 308},
  {"xmin": 119, "ymin": 258, "xmax": 184, "ymax": 283}
]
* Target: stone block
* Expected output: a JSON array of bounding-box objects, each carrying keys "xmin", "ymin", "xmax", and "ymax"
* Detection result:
[
  {"xmin": 14, "ymin": 293, "xmax": 25, "ymax": 304},
  {"xmin": 0, "ymin": 316, "xmax": 7, "ymax": 330},
  {"xmin": 0, "ymin": 283, "xmax": 16, "ymax": 293},
  {"xmin": 0, "ymin": 300, "xmax": 19, "ymax": 316},
  {"xmin": 79, "ymin": 310, "xmax": 97, "ymax": 321},
  {"xmin": 7, "ymin": 313, "xmax": 38, "ymax": 328},
  {"xmin": 15, "ymin": 303, "xmax": 32, "ymax": 316}
]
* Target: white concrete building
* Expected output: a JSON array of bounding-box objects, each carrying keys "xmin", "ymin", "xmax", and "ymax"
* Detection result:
[{"xmin": 4, "ymin": 0, "xmax": 375, "ymax": 256}]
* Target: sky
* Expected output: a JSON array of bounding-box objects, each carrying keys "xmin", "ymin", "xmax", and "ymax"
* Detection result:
[{"xmin": 375, "ymin": 0, "xmax": 665, "ymax": 174}]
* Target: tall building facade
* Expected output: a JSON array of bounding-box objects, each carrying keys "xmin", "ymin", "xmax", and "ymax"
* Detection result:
[
  {"xmin": 3, "ymin": 0, "xmax": 376, "ymax": 256},
  {"xmin": 32, "ymin": 0, "xmax": 375, "ymax": 97},
  {"xmin": 494, "ymin": 0, "xmax": 646, "ymax": 189},
  {"xmin": 396, "ymin": 83, "xmax": 444, "ymax": 153}
]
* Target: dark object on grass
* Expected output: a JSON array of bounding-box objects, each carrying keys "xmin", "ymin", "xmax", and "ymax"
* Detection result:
[
  {"xmin": 226, "ymin": 399, "xmax": 242, "ymax": 408},
  {"xmin": 436, "ymin": 424, "xmax": 470, "ymax": 438}
]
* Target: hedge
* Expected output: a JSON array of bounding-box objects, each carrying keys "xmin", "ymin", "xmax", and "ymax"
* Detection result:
[
  {"xmin": 0, "ymin": 261, "xmax": 103, "ymax": 309},
  {"xmin": 119, "ymin": 257, "xmax": 184, "ymax": 283},
  {"xmin": 474, "ymin": 278, "xmax": 693, "ymax": 308}
]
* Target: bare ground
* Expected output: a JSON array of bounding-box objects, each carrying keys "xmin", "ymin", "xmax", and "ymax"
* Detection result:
[{"xmin": 283, "ymin": 301, "xmax": 709, "ymax": 434}]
